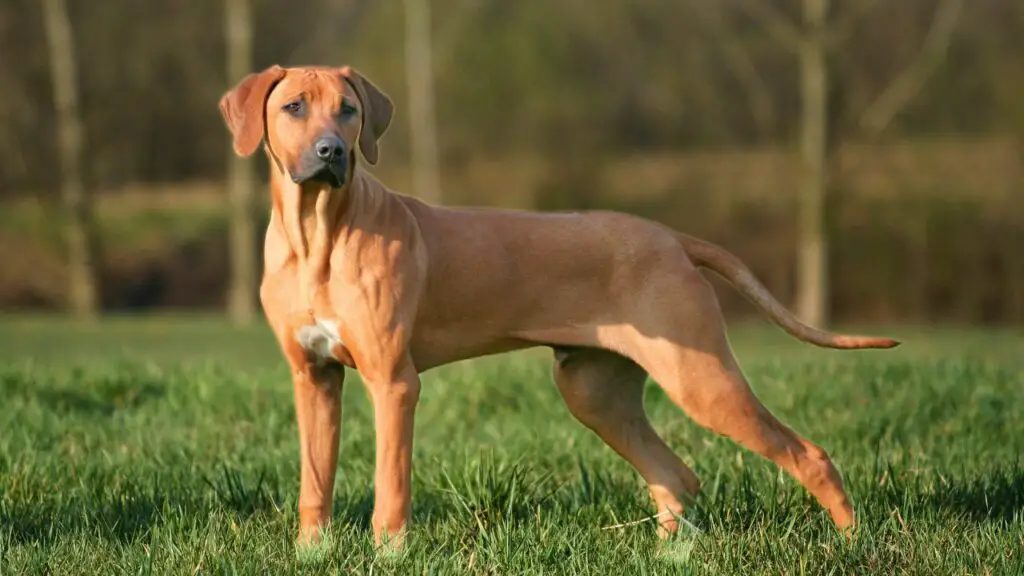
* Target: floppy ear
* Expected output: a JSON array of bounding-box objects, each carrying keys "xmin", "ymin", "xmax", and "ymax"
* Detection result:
[
  {"xmin": 340, "ymin": 66, "xmax": 394, "ymax": 165},
  {"xmin": 218, "ymin": 65, "xmax": 287, "ymax": 157}
]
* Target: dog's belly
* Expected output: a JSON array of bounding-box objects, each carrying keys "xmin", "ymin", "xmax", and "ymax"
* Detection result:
[
  {"xmin": 294, "ymin": 318, "xmax": 354, "ymax": 367},
  {"xmin": 408, "ymin": 334, "xmax": 534, "ymax": 372}
]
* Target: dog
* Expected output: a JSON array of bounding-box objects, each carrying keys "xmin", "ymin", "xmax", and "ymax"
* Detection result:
[{"xmin": 218, "ymin": 64, "xmax": 899, "ymax": 549}]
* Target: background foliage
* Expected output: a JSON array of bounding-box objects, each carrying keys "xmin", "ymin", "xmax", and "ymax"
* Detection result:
[{"xmin": 0, "ymin": 0, "xmax": 1021, "ymax": 324}]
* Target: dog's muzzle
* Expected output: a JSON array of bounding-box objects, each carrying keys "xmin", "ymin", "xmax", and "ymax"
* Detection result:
[{"xmin": 292, "ymin": 135, "xmax": 348, "ymax": 188}]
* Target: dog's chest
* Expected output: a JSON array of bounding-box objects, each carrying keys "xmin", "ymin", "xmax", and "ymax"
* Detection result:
[{"xmin": 293, "ymin": 317, "xmax": 351, "ymax": 367}]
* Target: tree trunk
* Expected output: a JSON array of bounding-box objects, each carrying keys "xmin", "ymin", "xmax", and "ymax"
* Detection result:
[
  {"xmin": 1010, "ymin": 138, "xmax": 1024, "ymax": 324},
  {"xmin": 404, "ymin": 0, "xmax": 442, "ymax": 204},
  {"xmin": 41, "ymin": 0, "xmax": 98, "ymax": 320},
  {"xmin": 225, "ymin": 0, "xmax": 257, "ymax": 326},
  {"xmin": 794, "ymin": 0, "xmax": 830, "ymax": 327}
]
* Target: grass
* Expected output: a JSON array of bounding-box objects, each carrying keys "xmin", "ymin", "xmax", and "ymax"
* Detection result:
[{"xmin": 0, "ymin": 315, "xmax": 1021, "ymax": 574}]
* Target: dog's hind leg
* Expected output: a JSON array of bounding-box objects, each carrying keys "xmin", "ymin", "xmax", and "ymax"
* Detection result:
[
  {"xmin": 625, "ymin": 266, "xmax": 856, "ymax": 530},
  {"xmin": 552, "ymin": 347, "xmax": 701, "ymax": 536}
]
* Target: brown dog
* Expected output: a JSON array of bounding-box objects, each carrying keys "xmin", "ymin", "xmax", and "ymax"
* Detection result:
[{"xmin": 218, "ymin": 65, "xmax": 898, "ymax": 549}]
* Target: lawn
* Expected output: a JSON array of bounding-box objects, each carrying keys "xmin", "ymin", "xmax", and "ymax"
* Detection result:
[{"xmin": 0, "ymin": 316, "xmax": 1021, "ymax": 574}]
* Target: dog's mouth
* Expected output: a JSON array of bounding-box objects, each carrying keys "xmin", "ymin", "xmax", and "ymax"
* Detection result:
[
  {"xmin": 293, "ymin": 163, "xmax": 346, "ymax": 189},
  {"xmin": 310, "ymin": 165, "xmax": 344, "ymax": 188}
]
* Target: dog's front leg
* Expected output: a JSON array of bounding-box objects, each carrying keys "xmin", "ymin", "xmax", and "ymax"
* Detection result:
[
  {"xmin": 291, "ymin": 362, "xmax": 344, "ymax": 546},
  {"xmin": 365, "ymin": 356, "xmax": 421, "ymax": 548}
]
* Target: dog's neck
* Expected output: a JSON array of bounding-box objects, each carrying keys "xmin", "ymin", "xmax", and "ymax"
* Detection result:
[{"xmin": 270, "ymin": 163, "xmax": 364, "ymax": 309}]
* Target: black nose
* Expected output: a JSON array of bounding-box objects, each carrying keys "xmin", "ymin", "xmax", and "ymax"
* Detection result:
[{"xmin": 314, "ymin": 136, "xmax": 344, "ymax": 161}]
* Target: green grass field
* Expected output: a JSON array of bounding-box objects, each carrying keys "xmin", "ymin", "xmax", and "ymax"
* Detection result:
[{"xmin": 0, "ymin": 316, "xmax": 1021, "ymax": 574}]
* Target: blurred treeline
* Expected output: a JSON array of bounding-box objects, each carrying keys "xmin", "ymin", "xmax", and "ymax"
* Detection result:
[{"xmin": 1, "ymin": 0, "xmax": 1021, "ymax": 325}]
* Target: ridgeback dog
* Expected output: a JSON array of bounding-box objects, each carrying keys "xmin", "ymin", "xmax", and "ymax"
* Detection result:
[{"xmin": 218, "ymin": 64, "xmax": 898, "ymax": 549}]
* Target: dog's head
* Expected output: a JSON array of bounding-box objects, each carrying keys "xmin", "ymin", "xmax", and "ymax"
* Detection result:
[{"xmin": 218, "ymin": 65, "xmax": 394, "ymax": 188}]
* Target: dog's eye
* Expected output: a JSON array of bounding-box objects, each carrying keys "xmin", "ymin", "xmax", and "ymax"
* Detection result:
[
  {"xmin": 282, "ymin": 100, "xmax": 305, "ymax": 116},
  {"xmin": 339, "ymin": 103, "xmax": 357, "ymax": 118}
]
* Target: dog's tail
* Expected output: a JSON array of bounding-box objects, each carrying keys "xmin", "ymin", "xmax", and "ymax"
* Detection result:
[{"xmin": 676, "ymin": 232, "xmax": 900, "ymax": 350}]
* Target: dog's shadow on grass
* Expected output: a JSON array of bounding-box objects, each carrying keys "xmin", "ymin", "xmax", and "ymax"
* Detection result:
[
  {"xmin": 3, "ymin": 490, "xmax": 174, "ymax": 547},
  {"xmin": 867, "ymin": 463, "xmax": 1024, "ymax": 526},
  {"xmin": 326, "ymin": 458, "xmax": 646, "ymax": 539},
  {"xmin": 338, "ymin": 463, "xmax": 1024, "ymax": 539},
  {"xmin": 33, "ymin": 382, "xmax": 166, "ymax": 416},
  {"xmin": 2, "ymin": 465, "xmax": 286, "ymax": 547},
  {"xmin": 3, "ymin": 370, "xmax": 166, "ymax": 417},
  {"xmin": 7, "ymin": 462, "xmax": 1019, "ymax": 549},
  {"xmin": 2, "ymin": 459, "xmax": 579, "ymax": 549}
]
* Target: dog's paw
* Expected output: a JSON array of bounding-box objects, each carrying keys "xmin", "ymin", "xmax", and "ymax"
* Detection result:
[
  {"xmin": 374, "ymin": 528, "xmax": 411, "ymax": 561},
  {"xmin": 658, "ymin": 536, "xmax": 699, "ymax": 569},
  {"xmin": 295, "ymin": 528, "xmax": 335, "ymax": 565},
  {"xmin": 657, "ymin": 513, "xmax": 702, "ymax": 568}
]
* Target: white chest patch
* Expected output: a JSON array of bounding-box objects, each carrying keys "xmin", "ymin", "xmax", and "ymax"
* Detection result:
[{"xmin": 294, "ymin": 318, "xmax": 344, "ymax": 365}]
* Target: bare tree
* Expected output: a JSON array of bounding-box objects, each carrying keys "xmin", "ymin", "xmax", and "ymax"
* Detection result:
[
  {"xmin": 737, "ymin": 0, "xmax": 963, "ymax": 327},
  {"xmin": 404, "ymin": 0, "xmax": 442, "ymax": 204},
  {"xmin": 41, "ymin": 0, "xmax": 99, "ymax": 320},
  {"xmin": 224, "ymin": 0, "xmax": 257, "ymax": 326},
  {"xmin": 688, "ymin": 1, "xmax": 777, "ymax": 139},
  {"xmin": 860, "ymin": 0, "xmax": 965, "ymax": 136},
  {"xmin": 795, "ymin": 0, "xmax": 830, "ymax": 328}
]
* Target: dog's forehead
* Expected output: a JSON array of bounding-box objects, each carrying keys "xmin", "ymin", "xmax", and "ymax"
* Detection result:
[{"xmin": 271, "ymin": 68, "xmax": 353, "ymax": 103}]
